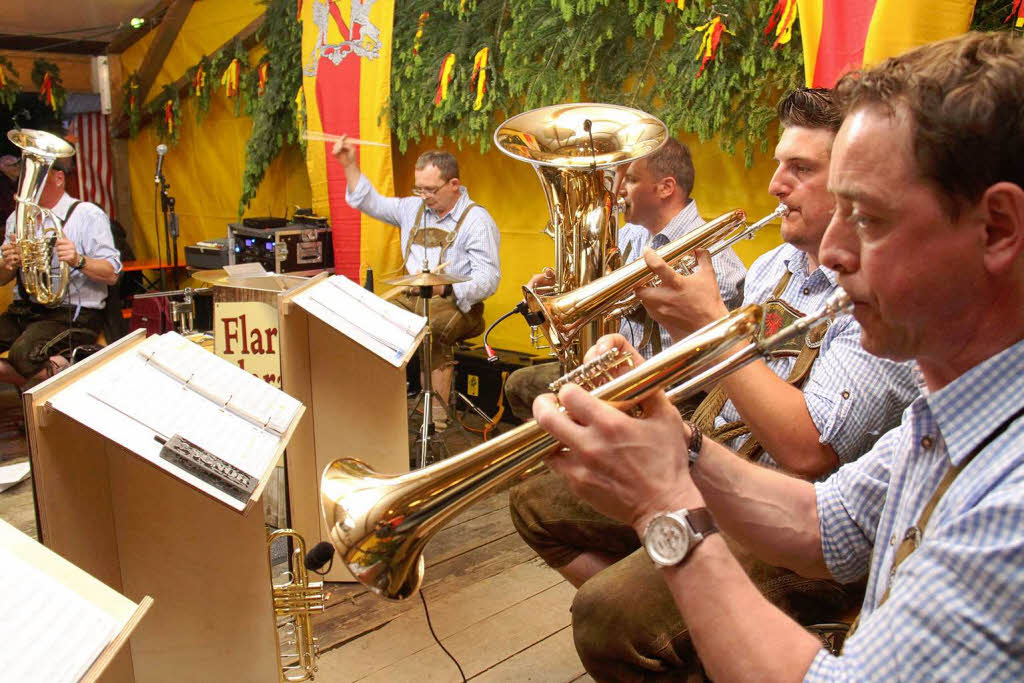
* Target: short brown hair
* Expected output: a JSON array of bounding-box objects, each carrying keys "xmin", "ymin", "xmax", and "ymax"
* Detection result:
[
  {"xmin": 777, "ymin": 88, "xmax": 841, "ymax": 133},
  {"xmin": 642, "ymin": 138, "xmax": 696, "ymax": 197},
  {"xmin": 415, "ymin": 150, "xmax": 459, "ymax": 180},
  {"xmin": 834, "ymin": 31, "xmax": 1024, "ymax": 216}
]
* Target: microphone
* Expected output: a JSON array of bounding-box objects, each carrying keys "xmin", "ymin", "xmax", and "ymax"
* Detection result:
[
  {"xmin": 154, "ymin": 144, "xmax": 168, "ymax": 185},
  {"xmin": 304, "ymin": 541, "xmax": 335, "ymax": 572}
]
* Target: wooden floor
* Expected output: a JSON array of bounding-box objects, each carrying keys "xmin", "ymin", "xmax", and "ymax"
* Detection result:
[{"xmin": 0, "ymin": 384, "xmax": 589, "ymax": 682}]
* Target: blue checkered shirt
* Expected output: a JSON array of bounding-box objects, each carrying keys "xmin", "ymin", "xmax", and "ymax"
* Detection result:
[
  {"xmin": 618, "ymin": 199, "xmax": 747, "ymax": 358},
  {"xmin": 346, "ymin": 175, "xmax": 501, "ymax": 313},
  {"xmin": 715, "ymin": 243, "xmax": 919, "ymax": 469},
  {"xmin": 808, "ymin": 338, "xmax": 1024, "ymax": 681}
]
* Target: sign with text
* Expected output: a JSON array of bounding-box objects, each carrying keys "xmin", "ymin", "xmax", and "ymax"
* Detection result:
[{"xmin": 214, "ymin": 301, "xmax": 282, "ymax": 387}]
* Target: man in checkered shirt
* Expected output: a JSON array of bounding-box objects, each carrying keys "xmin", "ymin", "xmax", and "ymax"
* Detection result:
[{"xmin": 535, "ymin": 31, "xmax": 1024, "ymax": 681}]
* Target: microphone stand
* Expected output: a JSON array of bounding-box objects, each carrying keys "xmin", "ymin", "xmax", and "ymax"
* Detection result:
[{"xmin": 158, "ymin": 177, "xmax": 179, "ymax": 290}]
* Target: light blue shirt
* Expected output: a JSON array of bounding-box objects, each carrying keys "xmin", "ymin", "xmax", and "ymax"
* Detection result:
[
  {"xmin": 618, "ymin": 199, "xmax": 747, "ymax": 358},
  {"xmin": 808, "ymin": 338, "xmax": 1024, "ymax": 681},
  {"xmin": 4, "ymin": 193, "xmax": 121, "ymax": 311},
  {"xmin": 346, "ymin": 175, "xmax": 500, "ymax": 313},
  {"xmin": 717, "ymin": 242, "xmax": 919, "ymax": 469}
]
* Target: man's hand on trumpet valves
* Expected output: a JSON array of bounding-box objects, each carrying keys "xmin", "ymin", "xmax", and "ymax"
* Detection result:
[
  {"xmin": 1, "ymin": 240, "xmax": 20, "ymax": 271},
  {"xmin": 533, "ymin": 333, "xmax": 702, "ymax": 532},
  {"xmin": 637, "ymin": 248, "xmax": 729, "ymax": 342}
]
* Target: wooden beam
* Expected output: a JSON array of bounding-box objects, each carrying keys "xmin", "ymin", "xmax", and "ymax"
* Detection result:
[
  {"xmin": 133, "ymin": 0, "xmax": 195, "ymax": 105},
  {"xmin": 105, "ymin": 0, "xmax": 176, "ymax": 56},
  {"xmin": 111, "ymin": 14, "xmax": 266, "ymax": 140},
  {"xmin": 109, "ymin": 0, "xmax": 193, "ymax": 137}
]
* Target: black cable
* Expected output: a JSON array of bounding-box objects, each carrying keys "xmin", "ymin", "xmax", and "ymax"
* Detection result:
[
  {"xmin": 482, "ymin": 301, "xmax": 529, "ymax": 363},
  {"xmin": 419, "ymin": 591, "xmax": 466, "ymax": 682}
]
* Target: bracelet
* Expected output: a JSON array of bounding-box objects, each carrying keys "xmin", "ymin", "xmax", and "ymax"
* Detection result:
[{"xmin": 684, "ymin": 420, "xmax": 703, "ymax": 465}]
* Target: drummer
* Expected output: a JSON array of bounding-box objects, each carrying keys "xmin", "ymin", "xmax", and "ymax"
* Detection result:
[{"xmin": 331, "ymin": 139, "xmax": 501, "ymax": 430}]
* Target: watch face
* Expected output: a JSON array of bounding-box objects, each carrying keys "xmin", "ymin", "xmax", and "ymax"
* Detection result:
[{"xmin": 645, "ymin": 515, "xmax": 691, "ymax": 566}]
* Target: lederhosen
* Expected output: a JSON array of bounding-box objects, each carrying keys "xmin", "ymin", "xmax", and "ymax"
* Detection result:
[
  {"xmin": 403, "ymin": 199, "xmax": 480, "ymax": 276},
  {"xmin": 690, "ymin": 269, "xmax": 832, "ymax": 461}
]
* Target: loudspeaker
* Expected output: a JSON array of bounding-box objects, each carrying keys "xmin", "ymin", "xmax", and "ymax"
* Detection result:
[{"xmin": 452, "ymin": 346, "xmax": 541, "ymax": 424}]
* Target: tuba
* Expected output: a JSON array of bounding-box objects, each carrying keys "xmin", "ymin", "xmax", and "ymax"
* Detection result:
[
  {"xmin": 525, "ymin": 203, "xmax": 789, "ymax": 365},
  {"xmin": 268, "ymin": 529, "xmax": 326, "ymax": 682},
  {"xmin": 494, "ymin": 103, "xmax": 668, "ymax": 369},
  {"xmin": 320, "ymin": 290, "xmax": 851, "ymax": 601},
  {"xmin": 7, "ymin": 129, "xmax": 76, "ymax": 306}
]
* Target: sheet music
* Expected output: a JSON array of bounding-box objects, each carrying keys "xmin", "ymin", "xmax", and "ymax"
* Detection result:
[
  {"xmin": 292, "ymin": 275, "xmax": 427, "ymax": 367},
  {"xmin": 0, "ymin": 544, "xmax": 122, "ymax": 682},
  {"xmin": 47, "ymin": 332, "xmax": 303, "ymax": 511}
]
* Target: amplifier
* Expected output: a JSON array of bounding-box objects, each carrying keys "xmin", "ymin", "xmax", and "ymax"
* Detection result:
[
  {"xmin": 184, "ymin": 238, "xmax": 229, "ymax": 269},
  {"xmin": 228, "ymin": 222, "xmax": 334, "ymax": 274},
  {"xmin": 451, "ymin": 346, "xmax": 544, "ymax": 424}
]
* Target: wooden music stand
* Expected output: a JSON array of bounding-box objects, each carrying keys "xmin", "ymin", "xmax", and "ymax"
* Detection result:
[
  {"xmin": 278, "ymin": 274, "xmax": 419, "ymax": 582},
  {"xmin": 24, "ymin": 330, "xmax": 297, "ymax": 682},
  {"xmin": 0, "ymin": 519, "xmax": 152, "ymax": 682}
]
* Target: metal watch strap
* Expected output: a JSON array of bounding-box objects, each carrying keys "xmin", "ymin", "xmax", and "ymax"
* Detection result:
[{"xmin": 685, "ymin": 420, "xmax": 704, "ymax": 465}]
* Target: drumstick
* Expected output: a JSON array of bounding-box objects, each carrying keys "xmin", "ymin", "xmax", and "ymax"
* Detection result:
[{"xmin": 302, "ymin": 130, "xmax": 389, "ymax": 147}]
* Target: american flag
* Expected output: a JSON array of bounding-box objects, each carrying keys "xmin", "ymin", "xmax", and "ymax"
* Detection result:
[{"xmin": 68, "ymin": 112, "xmax": 116, "ymax": 219}]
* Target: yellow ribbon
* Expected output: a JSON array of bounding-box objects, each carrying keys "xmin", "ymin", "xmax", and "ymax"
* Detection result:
[{"xmin": 471, "ymin": 47, "xmax": 489, "ymax": 111}]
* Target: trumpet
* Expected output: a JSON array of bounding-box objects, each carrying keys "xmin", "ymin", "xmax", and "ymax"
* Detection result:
[
  {"xmin": 320, "ymin": 289, "xmax": 851, "ymax": 601},
  {"xmin": 268, "ymin": 529, "xmax": 326, "ymax": 682},
  {"xmin": 523, "ymin": 203, "xmax": 787, "ymax": 365}
]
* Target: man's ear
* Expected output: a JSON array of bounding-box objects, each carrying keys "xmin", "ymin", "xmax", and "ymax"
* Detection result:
[
  {"xmin": 450, "ymin": 177, "xmax": 461, "ymax": 190},
  {"xmin": 658, "ymin": 176, "xmax": 676, "ymax": 200},
  {"xmin": 979, "ymin": 182, "xmax": 1024, "ymax": 275}
]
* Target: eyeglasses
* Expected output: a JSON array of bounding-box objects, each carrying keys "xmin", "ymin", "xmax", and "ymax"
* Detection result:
[{"xmin": 411, "ymin": 181, "xmax": 450, "ymax": 197}]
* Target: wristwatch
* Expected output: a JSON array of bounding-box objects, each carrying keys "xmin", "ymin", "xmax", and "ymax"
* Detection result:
[
  {"xmin": 73, "ymin": 254, "xmax": 86, "ymax": 270},
  {"xmin": 641, "ymin": 508, "xmax": 718, "ymax": 567}
]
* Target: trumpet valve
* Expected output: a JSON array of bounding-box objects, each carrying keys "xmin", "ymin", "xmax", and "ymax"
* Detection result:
[{"xmin": 549, "ymin": 347, "xmax": 634, "ymax": 393}]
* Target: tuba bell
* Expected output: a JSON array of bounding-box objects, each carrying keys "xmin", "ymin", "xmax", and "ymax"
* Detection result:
[
  {"xmin": 7, "ymin": 129, "xmax": 75, "ymax": 306},
  {"xmin": 319, "ymin": 290, "xmax": 851, "ymax": 601},
  {"xmin": 494, "ymin": 103, "xmax": 668, "ymax": 369}
]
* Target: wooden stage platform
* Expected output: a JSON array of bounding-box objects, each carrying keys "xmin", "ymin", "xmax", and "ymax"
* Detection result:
[{"xmin": 0, "ymin": 384, "xmax": 590, "ymax": 681}]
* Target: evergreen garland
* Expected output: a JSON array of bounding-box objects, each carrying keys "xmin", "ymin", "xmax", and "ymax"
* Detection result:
[
  {"xmin": 238, "ymin": 0, "xmax": 303, "ymax": 214},
  {"xmin": 31, "ymin": 60, "xmax": 66, "ymax": 114},
  {"xmin": 152, "ymin": 83, "xmax": 182, "ymax": 145},
  {"xmin": 0, "ymin": 56, "xmax": 19, "ymax": 110},
  {"xmin": 120, "ymin": 76, "xmax": 142, "ymax": 137}
]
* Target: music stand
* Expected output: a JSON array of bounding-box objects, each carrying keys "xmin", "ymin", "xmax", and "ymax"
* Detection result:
[{"xmin": 383, "ymin": 268, "xmax": 469, "ymax": 469}]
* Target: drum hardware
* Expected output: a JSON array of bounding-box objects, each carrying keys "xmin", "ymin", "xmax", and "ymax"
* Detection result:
[
  {"xmin": 319, "ymin": 290, "xmax": 851, "ymax": 600},
  {"xmin": 382, "ymin": 268, "xmax": 471, "ymax": 469},
  {"xmin": 267, "ymin": 528, "xmax": 326, "ymax": 682},
  {"xmin": 7, "ymin": 128, "xmax": 76, "ymax": 305},
  {"xmin": 135, "ymin": 286, "xmax": 214, "ymax": 335},
  {"xmin": 494, "ymin": 103, "xmax": 669, "ymax": 370}
]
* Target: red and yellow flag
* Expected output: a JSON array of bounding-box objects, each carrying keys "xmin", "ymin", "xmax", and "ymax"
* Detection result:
[
  {"xmin": 796, "ymin": 0, "xmax": 975, "ymax": 87},
  {"xmin": 434, "ymin": 53, "xmax": 456, "ymax": 105},
  {"xmin": 301, "ymin": 0, "xmax": 397, "ymax": 281},
  {"xmin": 471, "ymin": 47, "xmax": 489, "ymax": 111}
]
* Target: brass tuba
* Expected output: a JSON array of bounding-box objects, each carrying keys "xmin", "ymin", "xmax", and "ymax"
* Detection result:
[
  {"xmin": 268, "ymin": 529, "xmax": 326, "ymax": 682},
  {"xmin": 494, "ymin": 103, "xmax": 668, "ymax": 369},
  {"xmin": 320, "ymin": 290, "xmax": 851, "ymax": 601},
  {"xmin": 7, "ymin": 129, "xmax": 76, "ymax": 306},
  {"xmin": 524, "ymin": 203, "xmax": 789, "ymax": 365}
]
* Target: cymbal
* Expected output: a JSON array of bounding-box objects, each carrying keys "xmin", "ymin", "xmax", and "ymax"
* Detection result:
[
  {"xmin": 191, "ymin": 268, "xmax": 231, "ymax": 284},
  {"xmin": 382, "ymin": 272, "xmax": 470, "ymax": 287}
]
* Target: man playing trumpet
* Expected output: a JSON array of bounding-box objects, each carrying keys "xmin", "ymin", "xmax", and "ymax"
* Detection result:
[
  {"xmin": 537, "ymin": 32, "xmax": 1024, "ymax": 680},
  {"xmin": 510, "ymin": 89, "xmax": 919, "ymax": 679},
  {"xmin": 505, "ymin": 137, "xmax": 747, "ymax": 420}
]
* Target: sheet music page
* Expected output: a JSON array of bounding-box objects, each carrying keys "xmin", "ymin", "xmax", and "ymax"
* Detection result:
[
  {"xmin": 0, "ymin": 544, "xmax": 122, "ymax": 682},
  {"xmin": 292, "ymin": 275, "xmax": 427, "ymax": 367},
  {"xmin": 47, "ymin": 333, "xmax": 303, "ymax": 511}
]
